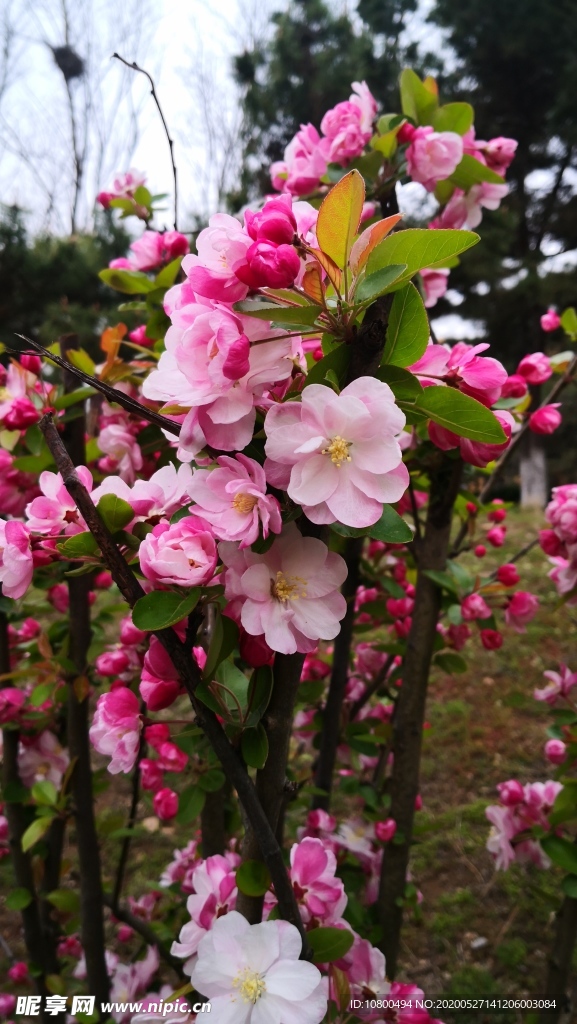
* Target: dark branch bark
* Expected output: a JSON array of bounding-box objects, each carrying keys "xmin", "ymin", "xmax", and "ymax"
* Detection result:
[
  {"xmin": 312, "ymin": 538, "xmax": 363, "ymax": 811},
  {"xmin": 103, "ymin": 895, "xmax": 185, "ymax": 977},
  {"xmin": 38, "ymin": 414, "xmax": 308, "ymax": 951},
  {"xmin": 378, "ymin": 455, "xmax": 463, "ymax": 977},
  {"xmin": 200, "ymin": 784, "xmax": 227, "ymax": 857},
  {"xmin": 541, "ymin": 894, "xmax": 577, "ymax": 1023}
]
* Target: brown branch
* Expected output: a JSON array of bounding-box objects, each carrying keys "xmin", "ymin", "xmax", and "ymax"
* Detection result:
[
  {"xmin": 112, "ymin": 704, "xmax": 146, "ymax": 911},
  {"xmin": 112, "ymin": 54, "xmax": 178, "ymax": 231},
  {"xmin": 38, "ymin": 413, "xmax": 309, "ymax": 953},
  {"xmin": 103, "ymin": 895, "xmax": 185, "ymax": 977},
  {"xmin": 349, "ymin": 654, "xmax": 395, "ymax": 722}
]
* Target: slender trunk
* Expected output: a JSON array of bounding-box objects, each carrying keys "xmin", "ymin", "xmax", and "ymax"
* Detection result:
[
  {"xmin": 200, "ymin": 785, "xmax": 227, "ymax": 857},
  {"xmin": 312, "ymin": 537, "xmax": 363, "ymax": 810},
  {"xmin": 60, "ymin": 334, "xmax": 110, "ymax": 1009},
  {"xmin": 378, "ymin": 455, "xmax": 462, "ymax": 977},
  {"xmin": 541, "ymin": 895, "xmax": 577, "ymax": 1024},
  {"xmin": 235, "ymin": 652, "xmax": 305, "ymax": 923}
]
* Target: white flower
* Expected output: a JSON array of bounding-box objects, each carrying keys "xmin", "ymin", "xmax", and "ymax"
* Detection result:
[{"xmin": 190, "ymin": 911, "xmax": 327, "ymax": 1024}]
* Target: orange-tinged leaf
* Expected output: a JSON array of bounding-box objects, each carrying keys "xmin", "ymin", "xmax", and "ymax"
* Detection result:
[
  {"xmin": 316, "ymin": 169, "xmax": 365, "ymax": 270},
  {"xmin": 100, "ymin": 322, "xmax": 127, "ymax": 378},
  {"xmin": 423, "ymin": 75, "xmax": 439, "ymax": 97},
  {"xmin": 310, "ymin": 249, "xmax": 342, "ymax": 293},
  {"xmin": 349, "ymin": 214, "xmax": 403, "ymax": 275},
  {"xmin": 302, "ymin": 265, "xmax": 324, "ymax": 304}
]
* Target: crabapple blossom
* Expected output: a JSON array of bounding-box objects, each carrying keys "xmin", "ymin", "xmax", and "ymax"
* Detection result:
[
  {"xmin": 483, "ymin": 136, "xmax": 518, "ymax": 175},
  {"xmin": 286, "ymin": 837, "xmax": 346, "ymax": 924},
  {"xmin": 461, "ymin": 593, "xmax": 492, "ymax": 621},
  {"xmin": 140, "ymin": 759, "xmax": 164, "ymax": 792},
  {"xmin": 171, "ymin": 854, "xmax": 239, "ymax": 970},
  {"xmin": 0, "ymin": 450, "xmax": 38, "ymax": 518},
  {"xmin": 486, "ymin": 525, "xmax": 507, "ymax": 546},
  {"xmin": 153, "ymin": 788, "xmax": 179, "ymax": 821},
  {"xmin": 517, "ymin": 352, "xmax": 552, "ymax": 384},
  {"xmin": 98, "ymin": 424, "xmax": 143, "ymax": 484},
  {"xmin": 188, "ymin": 454, "xmax": 282, "ymax": 548},
  {"xmin": 496, "ymin": 564, "xmax": 520, "ymax": 586},
  {"xmin": 181, "ymin": 215, "xmax": 252, "ymax": 303},
  {"xmin": 405, "ymin": 126, "xmax": 463, "ymax": 190},
  {"xmin": 420, "ymin": 267, "xmax": 450, "ymax": 307},
  {"xmin": 0, "ymin": 520, "xmax": 33, "ymax": 600},
  {"xmin": 428, "ymin": 410, "xmax": 512, "ymax": 469},
  {"xmin": 18, "ymin": 731, "xmax": 69, "ymax": 788},
  {"xmin": 375, "ymin": 818, "xmax": 397, "ymax": 842},
  {"xmin": 25, "ymin": 468, "xmax": 93, "ymax": 536},
  {"xmin": 220, "ymin": 524, "xmax": 347, "ymax": 654},
  {"xmin": 139, "ymin": 515, "xmax": 217, "ymax": 588},
  {"xmin": 410, "ymin": 341, "xmax": 507, "ymax": 407},
  {"xmin": 271, "ymin": 124, "xmax": 328, "ymax": 196},
  {"xmin": 497, "ymin": 780, "xmax": 525, "ymax": 806},
  {"xmin": 189, "ymin": 911, "xmax": 327, "ymax": 1024},
  {"xmin": 97, "ymin": 168, "xmax": 146, "ymax": 207},
  {"xmin": 544, "ymin": 739, "xmax": 567, "ymax": 765},
  {"xmin": 529, "ymin": 404, "xmax": 562, "ymax": 434},
  {"xmin": 504, "ymin": 591, "xmax": 539, "ymax": 632},
  {"xmin": 541, "ymin": 308, "xmax": 561, "ymax": 332},
  {"xmin": 534, "ymin": 664, "xmax": 577, "ymax": 704},
  {"xmin": 265, "ymin": 378, "xmax": 408, "ymax": 527},
  {"xmin": 486, "ymin": 781, "xmax": 563, "ymax": 871},
  {"xmin": 110, "ymin": 230, "xmax": 189, "ymax": 272},
  {"xmin": 501, "ymin": 373, "xmax": 528, "ymax": 399},
  {"xmin": 474, "ymin": 545, "xmax": 487, "ymax": 558},
  {"xmin": 0, "ymin": 687, "xmax": 25, "ymax": 723},
  {"xmin": 480, "ymin": 629, "xmax": 503, "ymax": 650},
  {"xmin": 89, "ymin": 688, "xmax": 142, "ymax": 774}
]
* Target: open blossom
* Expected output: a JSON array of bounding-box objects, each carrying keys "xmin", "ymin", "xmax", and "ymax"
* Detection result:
[
  {"xmin": 220, "ymin": 523, "xmax": 347, "ymax": 655},
  {"xmin": 286, "ymin": 837, "xmax": 346, "ymax": 925},
  {"xmin": 0, "ymin": 687, "xmax": 25, "ymax": 723},
  {"xmin": 410, "ymin": 341, "xmax": 507, "ymax": 407},
  {"xmin": 0, "ymin": 520, "xmax": 33, "ymax": 600},
  {"xmin": 97, "ymin": 168, "xmax": 146, "ymax": 207},
  {"xmin": 18, "ymin": 731, "xmax": 69, "ymax": 788},
  {"xmin": 190, "ymin": 911, "xmax": 327, "ymax": 1024},
  {"xmin": 0, "ymin": 450, "xmax": 38, "ymax": 517},
  {"xmin": 461, "ymin": 593, "xmax": 491, "ymax": 621},
  {"xmin": 172, "ymin": 854, "xmax": 239, "ymax": 970},
  {"xmin": 534, "ymin": 664, "xmax": 577, "ymax": 704},
  {"xmin": 183, "ymin": 214, "xmax": 252, "ymax": 303},
  {"xmin": 93, "ymin": 463, "xmax": 194, "ymax": 525},
  {"xmin": 486, "ymin": 780, "xmax": 563, "ymax": 871},
  {"xmin": 517, "ymin": 352, "xmax": 552, "ymax": 384},
  {"xmin": 529, "ymin": 404, "xmax": 561, "ymax": 434},
  {"xmin": 110, "ymin": 230, "xmax": 189, "ymax": 272},
  {"xmin": 25, "ymin": 468, "xmax": 92, "ymax": 536},
  {"xmin": 505, "ymin": 591, "xmax": 539, "ymax": 632},
  {"xmin": 89, "ymin": 688, "xmax": 142, "ymax": 774},
  {"xmin": 420, "ymin": 267, "xmax": 449, "ymax": 308},
  {"xmin": 139, "ymin": 515, "xmax": 217, "ymax": 588},
  {"xmin": 406, "ymin": 126, "xmax": 463, "ymax": 190},
  {"xmin": 188, "ymin": 454, "xmax": 282, "ymax": 548},
  {"xmin": 264, "ymin": 378, "xmax": 409, "ymax": 527},
  {"xmin": 0, "ymin": 362, "xmax": 41, "ymax": 431},
  {"xmin": 431, "ymin": 182, "xmax": 509, "ymax": 229},
  {"xmin": 271, "ymin": 123, "xmax": 328, "ymax": 196},
  {"xmin": 98, "ymin": 424, "xmax": 143, "ymax": 484}
]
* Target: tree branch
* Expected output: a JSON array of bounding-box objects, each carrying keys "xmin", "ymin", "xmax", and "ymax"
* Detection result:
[{"xmin": 103, "ymin": 895, "xmax": 185, "ymax": 977}]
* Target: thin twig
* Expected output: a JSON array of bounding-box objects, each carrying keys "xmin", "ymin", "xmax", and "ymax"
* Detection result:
[
  {"xmin": 349, "ymin": 655, "xmax": 395, "ymax": 722},
  {"xmin": 112, "ymin": 705, "xmax": 146, "ymax": 912},
  {"xmin": 38, "ymin": 414, "xmax": 309, "ymax": 955},
  {"xmin": 112, "ymin": 53, "xmax": 178, "ymax": 230},
  {"xmin": 102, "ymin": 896, "xmax": 184, "ymax": 976}
]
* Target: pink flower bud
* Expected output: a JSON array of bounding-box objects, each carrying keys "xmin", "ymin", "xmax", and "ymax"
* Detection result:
[
  {"xmin": 461, "ymin": 593, "xmax": 492, "ymax": 621},
  {"xmin": 466, "ymin": 502, "xmax": 477, "ymax": 515},
  {"xmin": 501, "ymin": 374, "xmax": 528, "ymax": 399},
  {"xmin": 20, "ymin": 354, "xmax": 42, "ymax": 375},
  {"xmin": 517, "ymin": 352, "xmax": 552, "ymax": 384},
  {"xmin": 2, "ymin": 396, "xmax": 40, "ymax": 430},
  {"xmin": 117, "ymin": 924, "xmax": 134, "ymax": 942},
  {"xmin": 0, "ymin": 995, "xmax": 16, "ymax": 1016},
  {"xmin": 480, "ymin": 629, "xmax": 503, "ymax": 650},
  {"xmin": 488, "ymin": 508, "xmax": 507, "ymax": 523},
  {"xmin": 474, "ymin": 545, "xmax": 487, "ymax": 558},
  {"xmin": 497, "ymin": 779, "xmax": 524, "ymax": 805},
  {"xmin": 144, "ymin": 724, "xmax": 171, "ymax": 750},
  {"xmin": 544, "ymin": 738, "xmax": 566, "ymax": 765},
  {"xmin": 94, "ymin": 571, "xmax": 114, "ymax": 589},
  {"xmin": 157, "ymin": 741, "xmax": 188, "ymax": 773},
  {"xmin": 119, "ymin": 618, "xmax": 146, "ymax": 646},
  {"xmin": 414, "ymin": 794, "xmax": 423, "ymax": 810},
  {"xmin": 153, "ymin": 787, "xmax": 179, "ymax": 821},
  {"xmin": 375, "ymin": 818, "xmax": 397, "ymax": 842},
  {"xmin": 486, "ymin": 525, "xmax": 506, "ymax": 547},
  {"xmin": 245, "ymin": 195, "xmax": 297, "ymax": 245},
  {"xmin": 8, "ymin": 961, "xmax": 29, "ymax": 982},
  {"xmin": 529, "ymin": 404, "xmax": 562, "ymax": 435},
  {"xmin": 540, "ymin": 308, "xmax": 561, "ymax": 332},
  {"xmin": 240, "ymin": 240, "xmax": 301, "ymax": 289},
  {"xmin": 95, "ymin": 650, "xmax": 130, "ymax": 677},
  {"xmin": 505, "ymin": 591, "xmax": 539, "ymax": 633},
  {"xmin": 139, "ymin": 758, "xmax": 164, "ymax": 792},
  {"xmin": 496, "ymin": 564, "xmax": 520, "ymax": 586},
  {"xmin": 140, "ymin": 677, "xmax": 181, "ymax": 713},
  {"xmin": 539, "ymin": 529, "xmax": 563, "ymax": 557}
]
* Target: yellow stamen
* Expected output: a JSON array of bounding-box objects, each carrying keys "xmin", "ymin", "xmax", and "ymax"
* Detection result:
[
  {"xmin": 232, "ymin": 492, "xmax": 258, "ymax": 515},
  {"xmin": 272, "ymin": 570, "xmax": 307, "ymax": 602},
  {"xmin": 232, "ymin": 968, "xmax": 267, "ymax": 1003},
  {"xmin": 322, "ymin": 435, "xmax": 352, "ymax": 467}
]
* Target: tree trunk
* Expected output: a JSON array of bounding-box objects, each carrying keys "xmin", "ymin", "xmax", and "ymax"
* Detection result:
[{"xmin": 541, "ymin": 895, "xmax": 577, "ymax": 1024}]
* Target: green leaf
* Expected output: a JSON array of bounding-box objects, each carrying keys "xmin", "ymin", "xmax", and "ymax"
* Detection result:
[
  {"xmin": 245, "ymin": 665, "xmax": 274, "ymax": 728},
  {"xmin": 399, "ymin": 69, "xmax": 438, "ymax": 124},
  {"xmin": 304, "ymin": 343, "xmax": 350, "ymax": 388},
  {"xmin": 355, "ymin": 264, "xmax": 407, "ymax": 303},
  {"xmin": 316, "ymin": 169, "xmax": 365, "ymax": 269},
  {"xmin": 430, "ymin": 102, "xmax": 474, "ymax": 135},
  {"xmin": 132, "ymin": 589, "xmax": 201, "ymax": 631},
  {"xmin": 67, "ymin": 348, "xmax": 96, "ymax": 375},
  {"xmin": 423, "ymin": 570, "xmax": 460, "ymax": 595},
  {"xmin": 414, "ymin": 387, "xmax": 506, "ymax": 443},
  {"xmin": 203, "ymin": 610, "xmax": 239, "ymax": 681},
  {"xmin": 22, "ymin": 815, "xmax": 54, "ymax": 852},
  {"xmin": 54, "ymin": 387, "xmax": 96, "ymax": 410},
  {"xmin": 541, "ymin": 835, "xmax": 577, "ymax": 874},
  {"xmin": 5, "ymin": 888, "xmax": 33, "ymax": 910},
  {"xmin": 57, "ymin": 532, "xmax": 100, "ymax": 558},
  {"xmin": 145, "ymin": 309, "xmax": 171, "ymax": 340},
  {"xmin": 155, "ymin": 257, "xmax": 184, "ymax": 288},
  {"xmin": 96, "ymin": 494, "xmax": 134, "ymax": 533},
  {"xmin": 31, "ymin": 780, "xmax": 58, "ymax": 806},
  {"xmin": 176, "ymin": 784, "xmax": 206, "ymax": 825},
  {"xmin": 562, "ymin": 875, "xmax": 577, "ymax": 898},
  {"xmin": 307, "ymin": 926, "xmax": 355, "ymax": 963},
  {"xmin": 234, "ymin": 301, "xmax": 321, "ymax": 325},
  {"xmin": 47, "ymin": 889, "xmax": 80, "ymax": 913},
  {"xmin": 548, "ymin": 782, "xmax": 577, "ymax": 827},
  {"xmin": 236, "ymin": 860, "xmax": 271, "ymax": 897},
  {"xmin": 561, "ymin": 307, "xmax": 577, "ymax": 341},
  {"xmin": 330, "ymin": 504, "xmax": 413, "ymax": 544},
  {"xmin": 376, "ymin": 365, "xmax": 424, "ymax": 402},
  {"xmin": 450, "ymin": 154, "xmax": 505, "ymax": 189},
  {"xmin": 367, "ymin": 229, "xmax": 479, "ymax": 286},
  {"xmin": 383, "ymin": 282, "xmax": 429, "ymax": 367},
  {"xmin": 99, "ymin": 268, "xmax": 155, "ymax": 294},
  {"xmin": 197, "ymin": 769, "xmax": 226, "ymax": 792},
  {"xmin": 214, "ymin": 660, "xmax": 250, "ymax": 718},
  {"xmin": 30, "ymin": 683, "xmax": 55, "ymax": 707},
  {"xmin": 434, "ymin": 652, "xmax": 468, "ymax": 674},
  {"xmin": 241, "ymin": 724, "xmax": 269, "ymax": 769},
  {"xmin": 13, "ymin": 451, "xmax": 55, "ymax": 473}
]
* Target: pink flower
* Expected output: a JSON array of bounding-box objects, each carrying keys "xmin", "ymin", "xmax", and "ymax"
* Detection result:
[
  {"xmin": 141, "ymin": 637, "xmax": 181, "ymax": 711},
  {"xmin": 461, "ymin": 593, "xmax": 492, "ymax": 621},
  {"xmin": 544, "ymin": 739, "xmax": 566, "ymax": 765},
  {"xmin": 535, "ymin": 664, "xmax": 577, "ymax": 704},
  {"xmin": 486, "ymin": 525, "xmax": 507, "ymax": 547},
  {"xmin": 541, "ymin": 308, "xmax": 561, "ymax": 332},
  {"xmin": 245, "ymin": 195, "xmax": 297, "ymax": 245},
  {"xmin": 153, "ymin": 788, "xmax": 179, "ymax": 821},
  {"xmin": 139, "ymin": 515, "xmax": 217, "ymax": 588},
  {"xmin": 428, "ymin": 410, "xmax": 512, "ymax": 469},
  {"xmin": 119, "ymin": 230, "xmax": 189, "ymax": 271},
  {"xmin": 271, "ymin": 124, "xmax": 328, "ymax": 196},
  {"xmin": 0, "ymin": 687, "xmax": 25, "ymax": 723},
  {"xmin": 0, "ymin": 450, "xmax": 39, "ymax": 517},
  {"xmin": 183, "ymin": 214, "xmax": 252, "ymax": 303},
  {"xmin": 431, "ymin": 182, "xmax": 509, "ymax": 229},
  {"xmin": 497, "ymin": 780, "xmax": 524, "ymax": 806},
  {"xmin": 8, "ymin": 961, "xmax": 28, "ymax": 982},
  {"xmin": 172, "ymin": 854, "xmax": 239, "ymax": 969},
  {"xmin": 375, "ymin": 818, "xmax": 397, "ymax": 843},
  {"xmin": 485, "ymin": 804, "xmax": 516, "ymax": 870},
  {"xmin": 0, "ymin": 995, "xmax": 16, "ymax": 1017},
  {"xmin": 0, "ymin": 520, "xmax": 33, "ymax": 600},
  {"xmin": 501, "ymin": 374, "xmax": 528, "ymax": 399},
  {"xmin": 480, "ymin": 628, "xmax": 503, "ymax": 650},
  {"xmin": 517, "ymin": 352, "xmax": 552, "ymax": 384},
  {"xmin": 474, "ymin": 544, "xmax": 487, "ymax": 558},
  {"xmin": 220, "ymin": 523, "xmax": 347, "ymax": 655},
  {"xmin": 98, "ymin": 425, "xmax": 143, "ymax": 484},
  {"xmin": 25, "ymin": 468, "xmax": 93, "ymax": 536},
  {"xmin": 505, "ymin": 591, "xmax": 539, "ymax": 633},
  {"xmin": 188, "ymin": 454, "xmax": 282, "ymax": 548},
  {"xmin": 236, "ymin": 240, "xmax": 301, "ymax": 289},
  {"xmin": 410, "ymin": 341, "xmax": 507, "ymax": 407},
  {"xmin": 264, "ymin": 378, "xmax": 409, "ymax": 527},
  {"xmin": 157, "ymin": 741, "xmax": 188, "ymax": 773},
  {"xmin": 95, "ymin": 650, "xmax": 130, "ymax": 677},
  {"xmin": 349, "ymin": 80, "xmax": 378, "ymax": 134},
  {"xmin": 529, "ymin": 404, "xmax": 562, "ymax": 434},
  {"xmin": 189, "ymin": 911, "xmax": 327, "ymax": 1023},
  {"xmin": 320, "ymin": 102, "xmax": 368, "ymax": 164},
  {"xmin": 287, "ymin": 837, "xmax": 346, "ymax": 924},
  {"xmin": 97, "ymin": 168, "xmax": 146, "ymax": 207},
  {"xmin": 496, "ymin": 564, "xmax": 520, "ymax": 586},
  {"xmin": 406, "ymin": 127, "xmax": 463, "ymax": 191},
  {"xmin": 420, "ymin": 267, "xmax": 449, "ymax": 308},
  {"xmin": 18, "ymin": 731, "xmax": 69, "ymax": 788},
  {"xmin": 484, "ymin": 136, "xmax": 517, "ymax": 176},
  {"xmin": 140, "ymin": 758, "xmax": 164, "ymax": 791},
  {"xmin": 544, "ymin": 484, "xmax": 577, "ymax": 547},
  {"xmin": 89, "ymin": 688, "xmax": 142, "ymax": 774}
]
